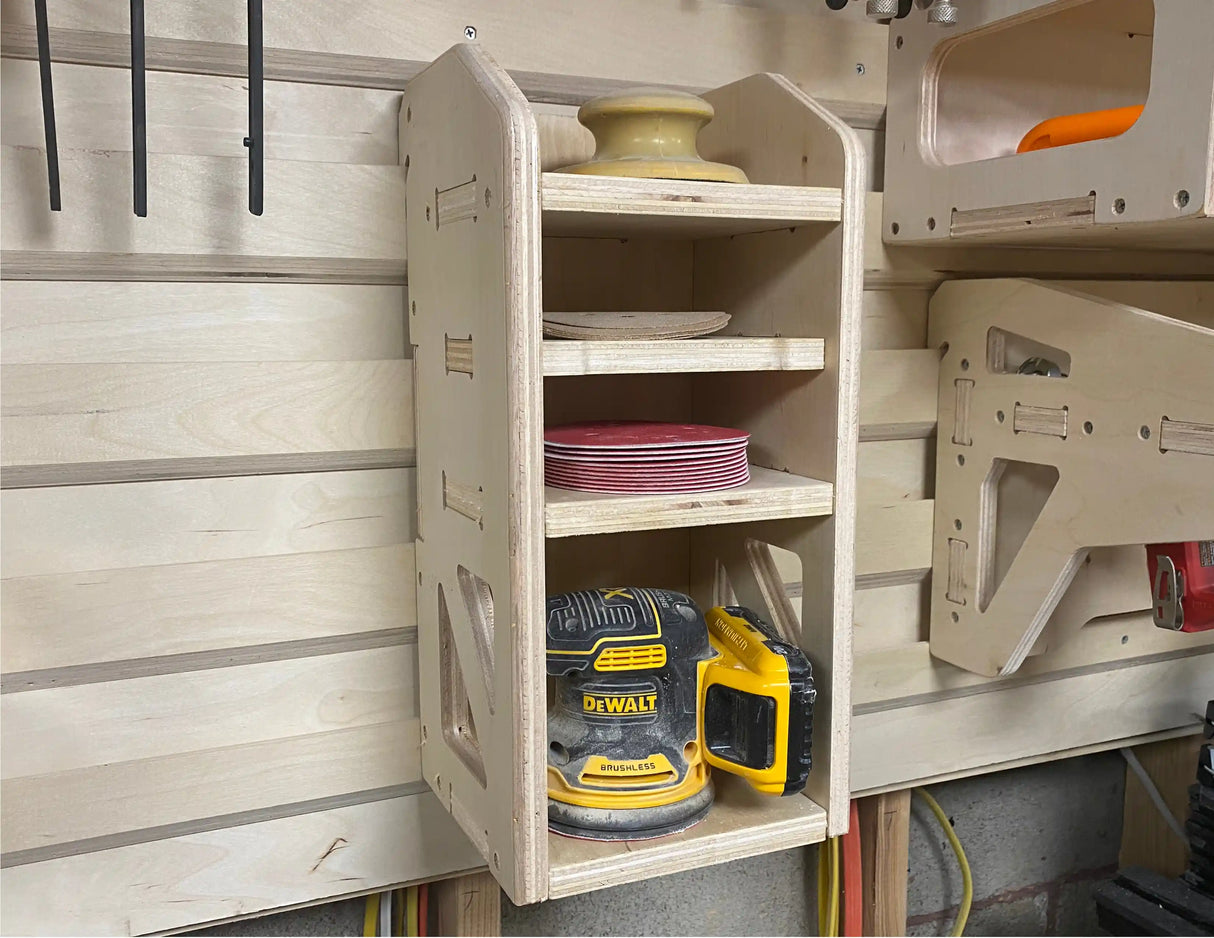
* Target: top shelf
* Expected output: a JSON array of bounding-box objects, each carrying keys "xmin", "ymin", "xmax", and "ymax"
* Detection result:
[{"xmin": 541, "ymin": 172, "xmax": 842, "ymax": 238}]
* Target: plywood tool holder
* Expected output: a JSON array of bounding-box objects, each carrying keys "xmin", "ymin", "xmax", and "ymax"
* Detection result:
[
  {"xmin": 883, "ymin": 0, "xmax": 1214, "ymax": 250},
  {"xmin": 401, "ymin": 44, "xmax": 864, "ymax": 904},
  {"xmin": 928, "ymin": 280, "xmax": 1214, "ymax": 677}
]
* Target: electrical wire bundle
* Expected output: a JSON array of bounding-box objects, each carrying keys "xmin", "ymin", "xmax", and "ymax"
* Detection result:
[{"xmin": 364, "ymin": 884, "xmax": 428, "ymax": 937}]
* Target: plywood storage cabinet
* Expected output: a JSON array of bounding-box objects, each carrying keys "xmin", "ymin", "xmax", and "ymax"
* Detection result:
[{"xmin": 401, "ymin": 44, "xmax": 864, "ymax": 903}]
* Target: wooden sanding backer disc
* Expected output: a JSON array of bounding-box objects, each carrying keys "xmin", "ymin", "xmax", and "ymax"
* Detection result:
[{"xmin": 543, "ymin": 311, "xmax": 730, "ymax": 340}]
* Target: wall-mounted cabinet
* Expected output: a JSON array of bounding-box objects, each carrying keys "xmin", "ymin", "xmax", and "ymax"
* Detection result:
[
  {"xmin": 883, "ymin": 0, "xmax": 1214, "ymax": 251},
  {"xmin": 401, "ymin": 44, "xmax": 864, "ymax": 903}
]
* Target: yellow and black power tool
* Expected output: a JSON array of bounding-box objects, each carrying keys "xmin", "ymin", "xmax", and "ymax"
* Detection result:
[{"xmin": 545, "ymin": 587, "xmax": 815, "ymax": 841}]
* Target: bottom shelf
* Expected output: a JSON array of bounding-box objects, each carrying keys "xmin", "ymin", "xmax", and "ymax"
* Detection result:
[{"xmin": 546, "ymin": 773, "xmax": 828, "ymax": 899}]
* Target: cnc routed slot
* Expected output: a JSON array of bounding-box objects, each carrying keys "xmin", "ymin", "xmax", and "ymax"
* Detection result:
[
  {"xmin": 977, "ymin": 459, "xmax": 1060, "ymax": 613},
  {"xmin": 438, "ymin": 583, "xmax": 488, "ymax": 788}
]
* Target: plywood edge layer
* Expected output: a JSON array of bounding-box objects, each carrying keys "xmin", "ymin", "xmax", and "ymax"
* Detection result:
[
  {"xmin": 1, "ymin": 252, "xmax": 407, "ymax": 284},
  {"xmin": 0, "ymin": 23, "xmax": 887, "ymax": 129},
  {"xmin": 547, "ymin": 778, "xmax": 827, "ymax": 899},
  {"xmin": 0, "ymin": 627, "xmax": 415, "ymax": 694},
  {"xmin": 0, "ymin": 449, "xmax": 414, "ymax": 489},
  {"xmin": 544, "ymin": 469, "xmax": 833, "ymax": 538},
  {"xmin": 542, "ymin": 337, "xmax": 826, "ymax": 376}
]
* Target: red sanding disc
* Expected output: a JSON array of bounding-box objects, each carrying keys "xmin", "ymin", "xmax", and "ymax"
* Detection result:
[{"xmin": 544, "ymin": 421, "xmax": 749, "ymax": 450}]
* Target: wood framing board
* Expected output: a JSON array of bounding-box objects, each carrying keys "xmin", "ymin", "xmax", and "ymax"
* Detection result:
[
  {"xmin": 859, "ymin": 789, "xmax": 911, "ymax": 936},
  {"xmin": 881, "ymin": 0, "xmax": 1214, "ymax": 249},
  {"xmin": 1120, "ymin": 735, "xmax": 1206, "ymax": 878},
  {"xmin": 541, "ymin": 337, "xmax": 825, "ymax": 376},
  {"xmin": 0, "ymin": 146, "xmax": 405, "ymax": 281},
  {"xmin": 547, "ymin": 775, "xmax": 826, "ymax": 899},
  {"xmin": 0, "ymin": 58, "xmax": 401, "ymax": 164},
  {"xmin": 859, "ymin": 349, "xmax": 939, "ymax": 441},
  {"xmin": 432, "ymin": 872, "xmax": 502, "ymax": 938},
  {"xmin": 0, "ymin": 0, "xmax": 889, "ymax": 105},
  {"xmin": 850, "ymin": 650, "xmax": 1213, "ymax": 793},
  {"xmin": 1, "ymin": 792, "xmax": 483, "ymax": 937},
  {"xmin": 0, "ymin": 282, "xmax": 408, "ymax": 363},
  {"xmin": 401, "ymin": 45, "xmax": 547, "ymax": 904},
  {"xmin": 541, "ymin": 173, "xmax": 841, "ymax": 237},
  {"xmin": 545, "ymin": 468, "xmax": 833, "ymax": 538}
]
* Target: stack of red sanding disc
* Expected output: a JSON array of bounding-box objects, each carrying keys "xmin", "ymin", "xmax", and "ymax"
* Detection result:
[{"xmin": 544, "ymin": 421, "xmax": 750, "ymax": 494}]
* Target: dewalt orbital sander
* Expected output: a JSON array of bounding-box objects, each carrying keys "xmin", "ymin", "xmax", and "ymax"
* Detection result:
[{"xmin": 545, "ymin": 587, "xmax": 815, "ymax": 840}]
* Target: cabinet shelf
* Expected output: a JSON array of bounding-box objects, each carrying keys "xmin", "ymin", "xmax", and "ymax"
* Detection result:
[
  {"xmin": 547, "ymin": 774, "xmax": 827, "ymax": 899},
  {"xmin": 542, "ymin": 337, "xmax": 826, "ymax": 376},
  {"xmin": 544, "ymin": 466, "xmax": 832, "ymax": 538},
  {"xmin": 542, "ymin": 172, "xmax": 842, "ymax": 238}
]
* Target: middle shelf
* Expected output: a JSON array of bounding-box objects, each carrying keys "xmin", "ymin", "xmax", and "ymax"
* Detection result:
[
  {"xmin": 542, "ymin": 337, "xmax": 826, "ymax": 376},
  {"xmin": 544, "ymin": 465, "xmax": 833, "ymax": 538}
]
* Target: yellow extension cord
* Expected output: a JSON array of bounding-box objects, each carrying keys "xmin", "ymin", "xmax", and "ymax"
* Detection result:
[
  {"xmin": 914, "ymin": 787, "xmax": 972, "ymax": 937},
  {"xmin": 817, "ymin": 836, "xmax": 840, "ymax": 937}
]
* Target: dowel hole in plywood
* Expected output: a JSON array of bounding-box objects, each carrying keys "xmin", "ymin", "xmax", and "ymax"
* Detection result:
[
  {"xmin": 406, "ymin": 106, "xmax": 411, "ymax": 123},
  {"xmin": 951, "ymin": 611, "xmax": 959, "ymax": 623},
  {"xmin": 927, "ymin": 216, "xmax": 936, "ymax": 231},
  {"xmin": 960, "ymin": 358, "xmax": 969, "ymax": 371},
  {"xmin": 890, "ymin": 222, "xmax": 900, "ymax": 235},
  {"xmin": 997, "ymin": 410, "xmax": 1006, "ymax": 423},
  {"xmin": 954, "ymin": 518, "xmax": 962, "ymax": 531},
  {"xmin": 1175, "ymin": 189, "xmax": 1191, "ymax": 209},
  {"xmin": 1113, "ymin": 198, "xmax": 1126, "ymax": 215},
  {"xmin": 1140, "ymin": 425, "xmax": 1151, "ymax": 440},
  {"xmin": 1083, "ymin": 420, "xmax": 1094, "ymax": 435},
  {"xmin": 957, "ymin": 454, "xmax": 966, "ymax": 466},
  {"xmin": 896, "ymin": 35, "xmax": 904, "ymax": 49}
]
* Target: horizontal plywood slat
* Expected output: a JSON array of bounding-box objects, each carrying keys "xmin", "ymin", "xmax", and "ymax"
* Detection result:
[
  {"xmin": 1, "ymin": 791, "xmax": 482, "ymax": 937},
  {"xmin": 1, "ymin": 645, "xmax": 416, "ymax": 778},
  {"xmin": 1, "ymin": 282, "xmax": 407, "ymax": 363},
  {"xmin": 851, "ymin": 652, "xmax": 1213, "ymax": 793},
  {"xmin": 1, "ymin": 545, "xmax": 413, "ymax": 674},
  {"xmin": 0, "ymin": 0, "xmax": 888, "ymax": 106},
  {"xmin": 1, "ymin": 361, "xmax": 412, "ymax": 474},
  {"xmin": 858, "ymin": 348, "xmax": 939, "ymax": 441},
  {"xmin": 0, "ymin": 468, "xmax": 415, "ymax": 578},
  {"xmin": 0, "ymin": 58, "xmax": 401, "ymax": 164},
  {"xmin": 854, "ymin": 499, "xmax": 934, "ymax": 584},
  {"xmin": 1, "ymin": 146, "xmax": 405, "ymax": 281},
  {"xmin": 2, "ymin": 721, "xmax": 421, "ymax": 861}
]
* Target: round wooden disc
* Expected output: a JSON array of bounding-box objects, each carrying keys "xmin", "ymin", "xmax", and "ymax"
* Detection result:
[{"xmin": 543, "ymin": 311, "xmax": 730, "ymax": 341}]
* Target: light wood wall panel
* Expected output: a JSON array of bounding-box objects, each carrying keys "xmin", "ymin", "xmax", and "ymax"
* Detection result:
[
  {"xmin": 2, "ymin": 361, "xmax": 411, "ymax": 473},
  {"xmin": 1, "ymin": 645, "xmax": 416, "ymax": 778},
  {"xmin": 0, "ymin": 469, "xmax": 415, "ymax": 578},
  {"xmin": 0, "ymin": 0, "xmax": 889, "ymax": 105},
  {"xmin": 2, "ymin": 716, "xmax": 420, "ymax": 860},
  {"xmin": 0, "ymin": 59, "xmax": 401, "ymax": 164},
  {"xmin": 1, "ymin": 792, "xmax": 483, "ymax": 937},
  {"xmin": 1, "ymin": 282, "xmax": 407, "ymax": 363},
  {"xmin": 1, "ymin": 146, "xmax": 405, "ymax": 281},
  {"xmin": 2, "ymin": 545, "xmax": 412, "ymax": 674}
]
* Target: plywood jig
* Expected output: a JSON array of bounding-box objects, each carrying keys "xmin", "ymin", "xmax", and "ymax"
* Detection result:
[
  {"xmin": 927, "ymin": 280, "xmax": 1214, "ymax": 677},
  {"xmin": 401, "ymin": 44, "xmax": 863, "ymax": 903},
  {"xmin": 883, "ymin": 0, "xmax": 1214, "ymax": 251}
]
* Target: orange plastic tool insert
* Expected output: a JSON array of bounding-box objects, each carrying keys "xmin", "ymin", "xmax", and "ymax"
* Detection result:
[{"xmin": 1016, "ymin": 104, "xmax": 1144, "ymax": 153}]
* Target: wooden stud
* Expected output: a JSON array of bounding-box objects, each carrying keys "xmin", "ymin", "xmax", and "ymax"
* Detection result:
[
  {"xmin": 859, "ymin": 789, "xmax": 911, "ymax": 937},
  {"xmin": 1120, "ymin": 735, "xmax": 1205, "ymax": 878},
  {"xmin": 432, "ymin": 871, "xmax": 502, "ymax": 937}
]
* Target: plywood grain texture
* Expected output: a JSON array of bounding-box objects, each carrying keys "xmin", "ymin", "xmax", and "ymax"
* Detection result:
[
  {"xmin": 0, "ymin": 58, "xmax": 402, "ymax": 164},
  {"xmin": 1, "ymin": 282, "xmax": 408, "ymax": 363}
]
